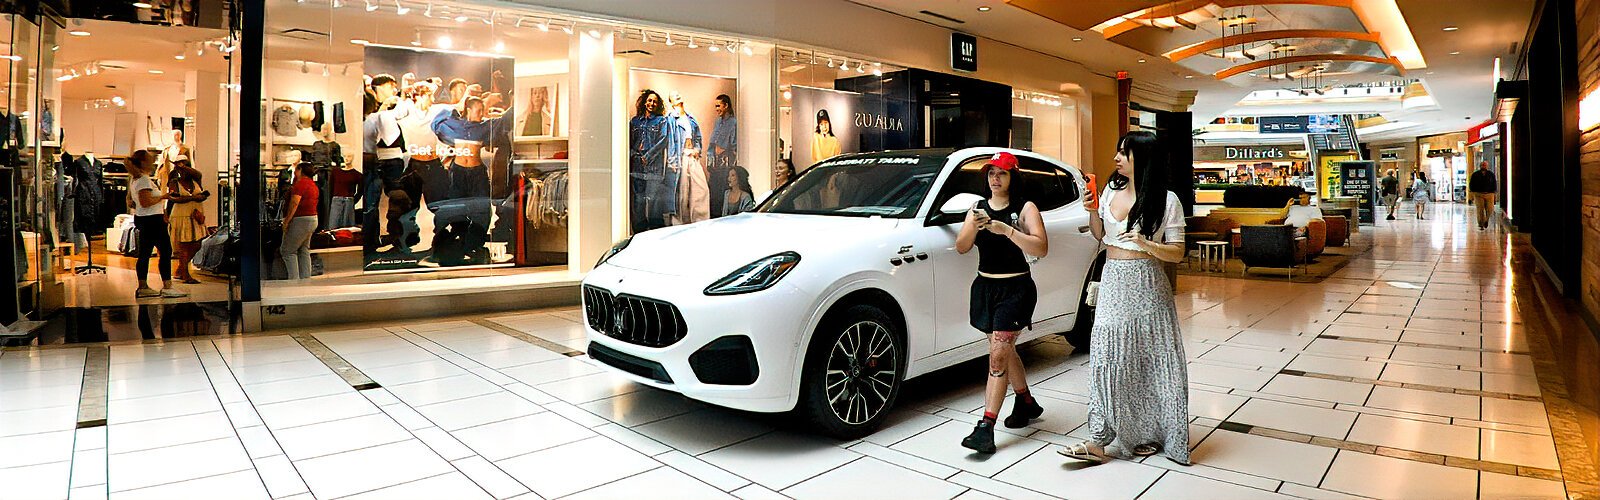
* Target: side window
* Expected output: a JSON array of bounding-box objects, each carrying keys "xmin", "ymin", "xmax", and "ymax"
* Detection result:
[
  {"xmin": 926, "ymin": 156, "xmax": 989, "ymax": 218},
  {"xmin": 1015, "ymin": 156, "xmax": 1079, "ymax": 211}
]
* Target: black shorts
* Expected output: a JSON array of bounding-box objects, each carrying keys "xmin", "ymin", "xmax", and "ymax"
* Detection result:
[{"xmin": 969, "ymin": 274, "xmax": 1036, "ymax": 333}]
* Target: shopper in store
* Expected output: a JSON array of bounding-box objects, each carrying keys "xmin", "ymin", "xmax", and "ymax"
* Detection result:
[
  {"xmin": 1380, "ymin": 169, "xmax": 1400, "ymax": 220},
  {"xmin": 629, "ymin": 90, "xmax": 669, "ymax": 233},
  {"xmin": 127, "ymin": 150, "xmax": 187, "ymax": 298},
  {"xmin": 1059, "ymin": 130, "xmax": 1190, "ymax": 466},
  {"xmin": 280, "ymin": 161, "xmax": 320, "ymax": 280},
  {"xmin": 722, "ymin": 166, "xmax": 756, "ymax": 217},
  {"xmin": 166, "ymin": 157, "xmax": 210, "ymax": 284},
  {"xmin": 811, "ymin": 109, "xmax": 841, "ymax": 165},
  {"xmin": 955, "ymin": 152, "xmax": 1048, "ymax": 455},
  {"xmin": 707, "ymin": 94, "xmax": 738, "ymax": 216},
  {"xmin": 666, "ymin": 92, "xmax": 707, "ymax": 224},
  {"xmin": 1469, "ymin": 161, "xmax": 1498, "ymax": 230},
  {"xmin": 1410, "ymin": 171, "xmax": 1433, "ymax": 220}
]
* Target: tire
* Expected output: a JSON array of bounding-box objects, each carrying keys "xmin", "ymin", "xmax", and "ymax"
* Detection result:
[
  {"xmin": 799, "ymin": 304, "xmax": 906, "ymax": 440},
  {"xmin": 1064, "ymin": 251, "xmax": 1106, "ymax": 351}
]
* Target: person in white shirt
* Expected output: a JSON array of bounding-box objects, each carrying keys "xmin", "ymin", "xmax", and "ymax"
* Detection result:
[
  {"xmin": 127, "ymin": 149, "xmax": 187, "ymax": 299},
  {"xmin": 1283, "ymin": 190, "xmax": 1324, "ymax": 237}
]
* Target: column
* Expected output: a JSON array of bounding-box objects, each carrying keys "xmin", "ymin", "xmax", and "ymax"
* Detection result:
[
  {"xmin": 569, "ymin": 31, "xmax": 616, "ymax": 272},
  {"xmin": 737, "ymin": 43, "xmax": 777, "ymax": 193},
  {"xmin": 195, "ymin": 71, "xmax": 227, "ymax": 226}
]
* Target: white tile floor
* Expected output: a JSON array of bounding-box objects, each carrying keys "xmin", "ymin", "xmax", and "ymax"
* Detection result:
[{"xmin": 0, "ymin": 203, "xmax": 1575, "ymax": 499}]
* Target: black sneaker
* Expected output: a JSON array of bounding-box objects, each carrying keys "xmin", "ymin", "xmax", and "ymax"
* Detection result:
[
  {"xmin": 1004, "ymin": 396, "xmax": 1044, "ymax": 429},
  {"xmin": 961, "ymin": 421, "xmax": 997, "ymax": 454},
  {"xmin": 1387, "ymin": 215, "xmax": 1396, "ymax": 220}
]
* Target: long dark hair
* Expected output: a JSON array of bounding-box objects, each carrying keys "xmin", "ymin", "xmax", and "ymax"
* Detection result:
[
  {"xmin": 1111, "ymin": 131, "xmax": 1168, "ymax": 238},
  {"xmin": 815, "ymin": 109, "xmax": 834, "ymax": 136},
  {"xmin": 729, "ymin": 165, "xmax": 753, "ymax": 196},
  {"xmin": 634, "ymin": 90, "xmax": 663, "ymax": 118}
]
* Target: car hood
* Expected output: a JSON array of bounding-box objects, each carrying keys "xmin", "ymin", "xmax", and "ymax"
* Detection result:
[{"xmin": 604, "ymin": 213, "xmax": 903, "ymax": 279}]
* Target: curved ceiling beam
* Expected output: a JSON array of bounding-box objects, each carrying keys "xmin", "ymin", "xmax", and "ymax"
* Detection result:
[
  {"xmin": 1164, "ymin": 29, "xmax": 1382, "ymax": 61},
  {"xmin": 1097, "ymin": 0, "xmax": 1354, "ymax": 38},
  {"xmin": 1213, "ymin": 53, "xmax": 1404, "ymax": 79}
]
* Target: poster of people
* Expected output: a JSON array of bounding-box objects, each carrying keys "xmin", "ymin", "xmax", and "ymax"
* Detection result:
[
  {"xmin": 625, "ymin": 69, "xmax": 740, "ymax": 234},
  {"xmin": 788, "ymin": 86, "xmax": 863, "ymax": 172},
  {"xmin": 361, "ymin": 45, "xmax": 517, "ymax": 272}
]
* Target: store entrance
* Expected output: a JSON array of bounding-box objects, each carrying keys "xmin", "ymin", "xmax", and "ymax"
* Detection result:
[{"xmin": 19, "ymin": 15, "xmax": 240, "ymax": 344}]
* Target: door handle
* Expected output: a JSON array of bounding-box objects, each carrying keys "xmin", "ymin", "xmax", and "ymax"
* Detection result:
[{"xmin": 1077, "ymin": 225, "xmax": 1091, "ymax": 233}]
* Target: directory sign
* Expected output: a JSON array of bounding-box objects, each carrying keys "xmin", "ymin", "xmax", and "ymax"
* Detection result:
[{"xmin": 1259, "ymin": 114, "xmax": 1340, "ymax": 134}]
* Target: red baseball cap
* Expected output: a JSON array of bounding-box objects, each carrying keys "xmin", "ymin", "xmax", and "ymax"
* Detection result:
[{"xmin": 983, "ymin": 152, "xmax": 1019, "ymax": 172}]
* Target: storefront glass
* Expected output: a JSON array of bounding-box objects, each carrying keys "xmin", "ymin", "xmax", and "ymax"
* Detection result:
[
  {"xmin": 1010, "ymin": 90, "xmax": 1077, "ymax": 165},
  {"xmin": 261, "ymin": 0, "xmax": 772, "ymax": 303}
]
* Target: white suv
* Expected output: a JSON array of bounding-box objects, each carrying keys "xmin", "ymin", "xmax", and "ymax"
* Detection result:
[{"xmin": 582, "ymin": 147, "xmax": 1101, "ymax": 438}]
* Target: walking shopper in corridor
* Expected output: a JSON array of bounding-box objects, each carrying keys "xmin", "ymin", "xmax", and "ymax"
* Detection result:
[
  {"xmin": 1470, "ymin": 161, "xmax": 1498, "ymax": 229},
  {"xmin": 1060, "ymin": 131, "xmax": 1191, "ymax": 465},
  {"xmin": 955, "ymin": 152, "xmax": 1049, "ymax": 454}
]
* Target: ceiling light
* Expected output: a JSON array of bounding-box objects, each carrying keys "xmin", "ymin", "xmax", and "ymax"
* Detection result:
[
  {"xmin": 873, "ymin": 68, "xmax": 883, "ymax": 76},
  {"xmin": 743, "ymin": 44, "xmax": 754, "ymax": 56},
  {"xmin": 438, "ymin": 34, "xmax": 452, "ymax": 49},
  {"xmin": 1071, "ymin": 37, "xmax": 1083, "ymax": 42},
  {"xmin": 394, "ymin": 0, "xmax": 409, "ymax": 14},
  {"xmin": 687, "ymin": 37, "xmax": 697, "ymax": 49},
  {"xmin": 68, "ymin": 30, "xmax": 91, "ymax": 36},
  {"xmin": 562, "ymin": 24, "xmax": 574, "ymax": 35},
  {"xmin": 494, "ymin": 40, "xmax": 505, "ymax": 52},
  {"xmin": 148, "ymin": 69, "xmax": 163, "ymax": 74},
  {"xmin": 665, "ymin": 33, "xmax": 674, "ymax": 45},
  {"xmin": 322, "ymin": 64, "xmax": 330, "ymax": 76},
  {"xmin": 538, "ymin": 20, "xmax": 549, "ymax": 31},
  {"xmin": 587, "ymin": 29, "xmax": 601, "ymax": 38},
  {"xmin": 365, "ymin": 0, "xmax": 378, "ymax": 12},
  {"xmin": 1450, "ymin": 51, "xmax": 1461, "ymax": 55},
  {"xmin": 1442, "ymin": 26, "xmax": 1459, "ymax": 31},
  {"xmin": 132, "ymin": 2, "xmax": 153, "ymax": 8},
  {"xmin": 783, "ymin": 90, "xmax": 792, "ymax": 100},
  {"xmin": 857, "ymin": 64, "xmax": 866, "ymax": 73},
  {"xmin": 1137, "ymin": 58, "xmax": 1146, "ymax": 63},
  {"xmin": 55, "ymin": 74, "xmax": 72, "ymax": 82},
  {"xmin": 1185, "ymin": 75, "xmax": 1194, "ymax": 79},
  {"xmin": 977, "ymin": 5, "xmax": 991, "ymax": 11},
  {"xmin": 350, "ymin": 39, "xmax": 369, "ymax": 45},
  {"xmin": 826, "ymin": 57, "xmax": 834, "ymax": 68},
  {"xmin": 174, "ymin": 54, "xmax": 186, "ymax": 60},
  {"xmin": 454, "ymin": 15, "xmax": 467, "ymax": 22},
  {"xmin": 709, "ymin": 43, "xmax": 719, "ymax": 52}
]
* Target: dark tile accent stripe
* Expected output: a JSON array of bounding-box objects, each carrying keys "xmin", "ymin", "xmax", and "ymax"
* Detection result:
[
  {"xmin": 1278, "ymin": 368, "xmax": 1541, "ymax": 402},
  {"xmin": 77, "ymin": 346, "xmax": 109, "ymax": 428},
  {"xmin": 471, "ymin": 318, "xmax": 583, "ymax": 357},
  {"xmin": 1216, "ymin": 422, "xmax": 1563, "ymax": 481},
  {"xmin": 289, "ymin": 333, "xmax": 378, "ymax": 389},
  {"xmin": 1318, "ymin": 334, "xmax": 1532, "ymax": 355}
]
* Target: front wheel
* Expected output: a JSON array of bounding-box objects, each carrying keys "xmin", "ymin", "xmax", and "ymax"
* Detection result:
[{"xmin": 799, "ymin": 304, "xmax": 905, "ymax": 439}]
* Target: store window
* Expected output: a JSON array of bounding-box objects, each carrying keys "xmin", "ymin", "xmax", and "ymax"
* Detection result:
[
  {"xmin": 261, "ymin": 0, "xmax": 770, "ymax": 302},
  {"xmin": 1009, "ymin": 90, "xmax": 1077, "ymax": 164},
  {"xmin": 775, "ymin": 46, "xmax": 906, "ymax": 178}
]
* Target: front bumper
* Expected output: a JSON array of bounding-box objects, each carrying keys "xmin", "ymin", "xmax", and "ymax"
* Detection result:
[{"xmin": 581, "ymin": 264, "xmax": 812, "ymax": 413}]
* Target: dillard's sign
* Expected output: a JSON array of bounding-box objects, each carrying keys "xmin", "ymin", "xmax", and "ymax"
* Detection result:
[{"xmin": 1223, "ymin": 146, "xmax": 1288, "ymax": 160}]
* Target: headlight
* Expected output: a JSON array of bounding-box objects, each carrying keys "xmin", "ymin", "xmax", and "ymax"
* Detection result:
[
  {"xmin": 595, "ymin": 236, "xmax": 633, "ymax": 268},
  {"xmin": 704, "ymin": 252, "xmax": 801, "ymax": 296}
]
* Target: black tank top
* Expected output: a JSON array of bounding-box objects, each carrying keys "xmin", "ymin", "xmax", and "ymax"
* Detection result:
[{"xmin": 974, "ymin": 199, "xmax": 1029, "ymax": 275}]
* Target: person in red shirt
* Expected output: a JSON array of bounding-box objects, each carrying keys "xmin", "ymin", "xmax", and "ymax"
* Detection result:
[{"xmin": 280, "ymin": 162, "xmax": 321, "ymax": 279}]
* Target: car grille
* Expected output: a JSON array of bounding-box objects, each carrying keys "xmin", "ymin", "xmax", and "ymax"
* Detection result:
[{"xmin": 583, "ymin": 285, "xmax": 688, "ymax": 348}]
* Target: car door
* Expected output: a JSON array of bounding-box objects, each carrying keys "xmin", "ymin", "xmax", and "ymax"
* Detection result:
[{"xmin": 922, "ymin": 155, "xmax": 990, "ymax": 354}]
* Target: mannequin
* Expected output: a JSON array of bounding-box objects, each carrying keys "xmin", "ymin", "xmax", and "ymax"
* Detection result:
[
  {"xmin": 72, "ymin": 150, "xmax": 105, "ymax": 274},
  {"xmin": 158, "ymin": 129, "xmax": 188, "ymax": 185}
]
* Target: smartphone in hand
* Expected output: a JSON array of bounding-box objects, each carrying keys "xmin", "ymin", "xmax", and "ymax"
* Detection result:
[
  {"xmin": 1084, "ymin": 173, "xmax": 1100, "ymax": 209},
  {"xmin": 970, "ymin": 205, "xmax": 990, "ymax": 225}
]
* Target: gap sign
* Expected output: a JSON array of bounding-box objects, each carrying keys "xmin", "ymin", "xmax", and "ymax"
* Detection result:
[{"xmin": 952, "ymin": 33, "xmax": 978, "ymax": 72}]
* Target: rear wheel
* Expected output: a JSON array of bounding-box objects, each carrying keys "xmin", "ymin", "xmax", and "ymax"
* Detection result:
[{"xmin": 799, "ymin": 304, "xmax": 904, "ymax": 439}]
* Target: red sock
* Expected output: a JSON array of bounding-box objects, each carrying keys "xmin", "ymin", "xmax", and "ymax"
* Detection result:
[
  {"xmin": 982, "ymin": 411, "xmax": 998, "ymax": 424},
  {"xmin": 1016, "ymin": 389, "xmax": 1034, "ymax": 405}
]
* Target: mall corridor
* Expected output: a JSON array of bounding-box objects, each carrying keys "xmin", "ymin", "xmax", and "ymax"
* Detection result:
[{"xmin": 0, "ymin": 202, "xmax": 1590, "ymax": 499}]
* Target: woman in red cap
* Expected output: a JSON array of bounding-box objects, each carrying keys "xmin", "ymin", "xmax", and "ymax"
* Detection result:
[{"xmin": 955, "ymin": 151, "xmax": 1049, "ymax": 454}]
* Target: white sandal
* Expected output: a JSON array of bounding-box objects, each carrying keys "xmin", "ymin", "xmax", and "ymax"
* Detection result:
[{"xmin": 1056, "ymin": 442, "xmax": 1108, "ymax": 464}]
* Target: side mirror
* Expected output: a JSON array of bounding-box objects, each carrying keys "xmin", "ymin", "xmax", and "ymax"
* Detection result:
[
  {"xmin": 939, "ymin": 193, "xmax": 984, "ymax": 215},
  {"xmin": 928, "ymin": 193, "xmax": 983, "ymax": 226}
]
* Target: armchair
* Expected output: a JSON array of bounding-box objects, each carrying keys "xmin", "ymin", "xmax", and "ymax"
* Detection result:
[
  {"xmin": 1237, "ymin": 225, "xmax": 1307, "ymax": 279},
  {"xmin": 1324, "ymin": 216, "xmax": 1349, "ymax": 247}
]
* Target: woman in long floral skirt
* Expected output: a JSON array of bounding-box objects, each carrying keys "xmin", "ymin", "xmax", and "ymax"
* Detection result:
[{"xmin": 1059, "ymin": 130, "xmax": 1191, "ymax": 465}]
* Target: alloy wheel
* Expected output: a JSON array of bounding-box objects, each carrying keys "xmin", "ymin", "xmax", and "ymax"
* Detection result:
[{"xmin": 823, "ymin": 320, "xmax": 898, "ymax": 425}]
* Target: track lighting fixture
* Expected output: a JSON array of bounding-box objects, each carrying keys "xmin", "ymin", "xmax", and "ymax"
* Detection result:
[{"xmin": 395, "ymin": 0, "xmax": 408, "ymax": 15}]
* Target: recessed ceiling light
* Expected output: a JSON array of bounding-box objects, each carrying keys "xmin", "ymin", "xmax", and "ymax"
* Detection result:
[
  {"xmin": 148, "ymin": 69, "xmax": 163, "ymax": 74},
  {"xmin": 1449, "ymin": 51, "xmax": 1461, "ymax": 55},
  {"xmin": 68, "ymin": 30, "xmax": 91, "ymax": 36},
  {"xmin": 350, "ymin": 39, "xmax": 369, "ymax": 45},
  {"xmin": 977, "ymin": 5, "xmax": 991, "ymax": 11},
  {"xmin": 1184, "ymin": 75, "xmax": 1194, "ymax": 79},
  {"xmin": 1442, "ymin": 26, "xmax": 1459, "ymax": 31},
  {"xmin": 132, "ymin": 2, "xmax": 153, "ymax": 8},
  {"xmin": 1137, "ymin": 58, "xmax": 1146, "ymax": 63},
  {"xmin": 174, "ymin": 54, "xmax": 185, "ymax": 60},
  {"xmin": 1071, "ymin": 37, "xmax": 1083, "ymax": 42}
]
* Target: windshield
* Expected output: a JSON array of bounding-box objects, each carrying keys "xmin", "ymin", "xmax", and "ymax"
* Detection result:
[{"xmin": 760, "ymin": 151, "xmax": 950, "ymax": 218}]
